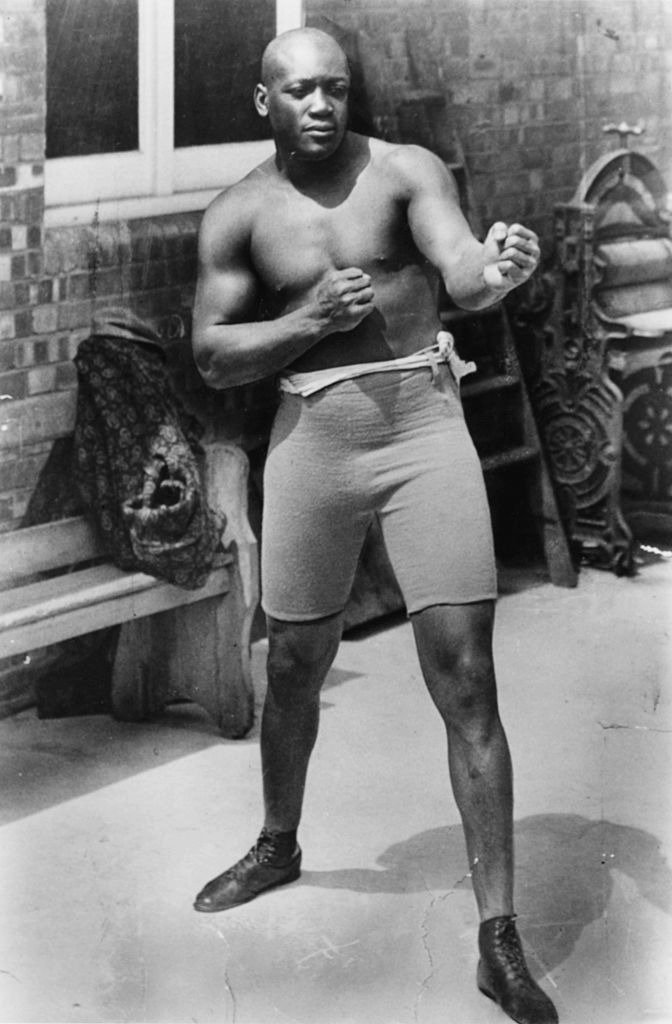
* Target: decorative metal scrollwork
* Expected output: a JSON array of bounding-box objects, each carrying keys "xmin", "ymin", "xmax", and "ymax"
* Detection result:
[
  {"xmin": 513, "ymin": 132, "xmax": 672, "ymax": 568},
  {"xmin": 539, "ymin": 374, "xmax": 620, "ymax": 507},
  {"xmin": 620, "ymin": 356, "xmax": 672, "ymax": 499}
]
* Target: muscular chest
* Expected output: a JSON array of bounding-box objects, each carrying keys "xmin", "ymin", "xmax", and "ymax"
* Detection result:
[{"xmin": 250, "ymin": 177, "xmax": 409, "ymax": 299}]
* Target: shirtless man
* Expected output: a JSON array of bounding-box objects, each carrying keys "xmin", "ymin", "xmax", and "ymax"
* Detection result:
[{"xmin": 192, "ymin": 27, "xmax": 558, "ymax": 1024}]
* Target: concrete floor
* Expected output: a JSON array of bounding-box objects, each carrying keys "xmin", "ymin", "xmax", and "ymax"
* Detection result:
[{"xmin": 0, "ymin": 559, "xmax": 671, "ymax": 1024}]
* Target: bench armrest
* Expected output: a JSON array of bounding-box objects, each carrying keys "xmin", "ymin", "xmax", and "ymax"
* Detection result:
[{"xmin": 202, "ymin": 441, "xmax": 259, "ymax": 612}]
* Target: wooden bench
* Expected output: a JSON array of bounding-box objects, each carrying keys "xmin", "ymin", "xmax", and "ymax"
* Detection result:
[{"xmin": 0, "ymin": 441, "xmax": 259, "ymax": 738}]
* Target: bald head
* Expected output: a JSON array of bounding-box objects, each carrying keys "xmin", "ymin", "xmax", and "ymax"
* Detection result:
[
  {"xmin": 260, "ymin": 28, "xmax": 350, "ymax": 87},
  {"xmin": 254, "ymin": 27, "xmax": 352, "ymax": 163}
]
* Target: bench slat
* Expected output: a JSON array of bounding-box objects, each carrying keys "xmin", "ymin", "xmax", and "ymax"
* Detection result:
[
  {"xmin": 0, "ymin": 558, "xmax": 233, "ymax": 660},
  {"xmin": 0, "ymin": 516, "xmax": 105, "ymax": 582}
]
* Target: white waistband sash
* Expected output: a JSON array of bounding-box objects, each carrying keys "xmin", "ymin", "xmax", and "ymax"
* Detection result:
[{"xmin": 278, "ymin": 332, "xmax": 476, "ymax": 398}]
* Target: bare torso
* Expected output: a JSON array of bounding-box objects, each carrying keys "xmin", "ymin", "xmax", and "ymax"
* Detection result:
[{"xmin": 242, "ymin": 134, "xmax": 441, "ymax": 371}]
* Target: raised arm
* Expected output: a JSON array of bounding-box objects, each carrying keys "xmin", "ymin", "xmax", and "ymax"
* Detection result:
[
  {"xmin": 396, "ymin": 146, "xmax": 539, "ymax": 310},
  {"xmin": 192, "ymin": 188, "xmax": 374, "ymax": 389}
]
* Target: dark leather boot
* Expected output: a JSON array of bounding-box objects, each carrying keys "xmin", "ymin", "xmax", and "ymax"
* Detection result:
[
  {"xmin": 194, "ymin": 829, "xmax": 302, "ymax": 912},
  {"xmin": 477, "ymin": 916, "xmax": 559, "ymax": 1024}
]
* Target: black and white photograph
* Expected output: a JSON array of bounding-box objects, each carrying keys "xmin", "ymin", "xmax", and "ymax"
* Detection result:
[{"xmin": 0, "ymin": 1, "xmax": 670, "ymax": 1022}]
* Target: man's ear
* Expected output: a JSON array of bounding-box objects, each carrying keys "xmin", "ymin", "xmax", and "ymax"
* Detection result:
[{"xmin": 254, "ymin": 84, "xmax": 269, "ymax": 118}]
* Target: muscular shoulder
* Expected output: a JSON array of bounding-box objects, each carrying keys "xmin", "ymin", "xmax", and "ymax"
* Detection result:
[
  {"xmin": 366, "ymin": 136, "xmax": 457, "ymax": 201},
  {"xmin": 198, "ymin": 160, "xmax": 276, "ymax": 266}
]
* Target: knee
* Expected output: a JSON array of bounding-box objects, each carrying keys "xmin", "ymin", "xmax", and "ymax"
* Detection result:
[
  {"xmin": 266, "ymin": 617, "xmax": 341, "ymax": 707},
  {"xmin": 426, "ymin": 638, "xmax": 494, "ymax": 689},
  {"xmin": 424, "ymin": 644, "xmax": 498, "ymax": 732},
  {"xmin": 267, "ymin": 643, "xmax": 321, "ymax": 696}
]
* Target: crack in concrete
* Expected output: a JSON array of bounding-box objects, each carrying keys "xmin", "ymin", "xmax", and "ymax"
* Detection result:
[
  {"xmin": 414, "ymin": 886, "xmax": 454, "ymax": 1022},
  {"xmin": 451, "ymin": 867, "xmax": 474, "ymax": 889},
  {"xmin": 210, "ymin": 924, "xmax": 237, "ymax": 1022},
  {"xmin": 598, "ymin": 721, "xmax": 672, "ymax": 733},
  {"xmin": 222, "ymin": 966, "xmax": 237, "ymax": 1023},
  {"xmin": 412, "ymin": 859, "xmax": 476, "ymax": 1020},
  {"xmin": 415, "ymin": 891, "xmax": 439, "ymax": 1023},
  {"xmin": 295, "ymin": 936, "xmax": 360, "ymax": 968}
]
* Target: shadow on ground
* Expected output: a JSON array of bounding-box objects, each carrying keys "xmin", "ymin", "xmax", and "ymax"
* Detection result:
[
  {"xmin": 300, "ymin": 813, "xmax": 672, "ymax": 973},
  {"xmin": 0, "ymin": 665, "xmax": 364, "ymax": 825}
]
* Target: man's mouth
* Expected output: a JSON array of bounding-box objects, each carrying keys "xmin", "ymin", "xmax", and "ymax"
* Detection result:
[{"xmin": 303, "ymin": 125, "xmax": 336, "ymax": 136}]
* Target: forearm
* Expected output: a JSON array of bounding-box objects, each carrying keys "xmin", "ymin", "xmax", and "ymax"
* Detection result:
[
  {"xmin": 442, "ymin": 241, "xmax": 514, "ymax": 311},
  {"xmin": 194, "ymin": 264, "xmax": 375, "ymax": 389},
  {"xmin": 194, "ymin": 307, "xmax": 331, "ymax": 390}
]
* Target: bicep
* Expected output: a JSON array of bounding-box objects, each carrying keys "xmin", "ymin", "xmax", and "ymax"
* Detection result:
[
  {"xmin": 404, "ymin": 151, "xmax": 480, "ymax": 279},
  {"xmin": 194, "ymin": 259, "xmax": 259, "ymax": 331},
  {"xmin": 192, "ymin": 200, "xmax": 260, "ymax": 357}
]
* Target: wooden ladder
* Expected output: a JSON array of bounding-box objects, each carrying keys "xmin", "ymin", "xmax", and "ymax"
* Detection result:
[{"xmin": 440, "ymin": 134, "xmax": 577, "ymax": 587}]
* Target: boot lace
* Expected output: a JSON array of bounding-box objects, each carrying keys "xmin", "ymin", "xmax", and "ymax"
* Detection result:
[
  {"xmin": 491, "ymin": 918, "xmax": 531, "ymax": 982},
  {"xmin": 255, "ymin": 831, "xmax": 281, "ymax": 864},
  {"xmin": 252, "ymin": 828, "xmax": 296, "ymax": 865}
]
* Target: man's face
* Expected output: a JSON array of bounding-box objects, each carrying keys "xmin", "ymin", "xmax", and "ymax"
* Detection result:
[{"xmin": 255, "ymin": 39, "xmax": 350, "ymax": 161}]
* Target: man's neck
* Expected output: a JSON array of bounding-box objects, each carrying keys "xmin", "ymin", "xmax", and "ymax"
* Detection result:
[{"xmin": 274, "ymin": 132, "xmax": 370, "ymax": 196}]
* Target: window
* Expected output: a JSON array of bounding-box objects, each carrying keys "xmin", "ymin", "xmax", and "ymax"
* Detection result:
[
  {"xmin": 174, "ymin": 0, "xmax": 273, "ymax": 149},
  {"xmin": 45, "ymin": 0, "xmax": 305, "ymax": 224},
  {"xmin": 47, "ymin": 0, "xmax": 139, "ymax": 159}
]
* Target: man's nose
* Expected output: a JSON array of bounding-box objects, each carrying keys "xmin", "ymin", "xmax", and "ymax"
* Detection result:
[{"xmin": 309, "ymin": 88, "xmax": 332, "ymax": 114}]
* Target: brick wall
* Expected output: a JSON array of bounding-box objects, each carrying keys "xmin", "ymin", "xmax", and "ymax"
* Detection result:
[
  {"xmin": 0, "ymin": 0, "xmax": 671, "ymax": 533},
  {"xmin": 0, "ymin": 0, "xmax": 47, "ymax": 528},
  {"xmin": 0, "ymin": 200, "xmax": 278, "ymax": 528},
  {"xmin": 308, "ymin": 0, "xmax": 672, "ymax": 243}
]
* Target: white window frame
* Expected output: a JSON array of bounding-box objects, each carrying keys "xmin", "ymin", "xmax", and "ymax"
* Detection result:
[{"xmin": 45, "ymin": 0, "xmax": 305, "ymax": 226}]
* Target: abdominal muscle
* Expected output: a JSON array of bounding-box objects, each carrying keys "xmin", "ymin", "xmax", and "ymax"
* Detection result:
[{"xmin": 286, "ymin": 262, "xmax": 442, "ymax": 373}]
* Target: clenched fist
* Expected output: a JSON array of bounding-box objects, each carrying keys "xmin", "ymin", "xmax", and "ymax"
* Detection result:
[
  {"xmin": 482, "ymin": 222, "xmax": 540, "ymax": 289},
  {"xmin": 314, "ymin": 267, "xmax": 375, "ymax": 333}
]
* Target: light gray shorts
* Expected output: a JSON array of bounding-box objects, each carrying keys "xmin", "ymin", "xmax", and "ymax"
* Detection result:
[{"xmin": 261, "ymin": 363, "xmax": 497, "ymax": 621}]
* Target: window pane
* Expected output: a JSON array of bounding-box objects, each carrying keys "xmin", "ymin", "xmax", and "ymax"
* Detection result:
[
  {"xmin": 174, "ymin": 0, "xmax": 275, "ymax": 148},
  {"xmin": 46, "ymin": 0, "xmax": 139, "ymax": 159}
]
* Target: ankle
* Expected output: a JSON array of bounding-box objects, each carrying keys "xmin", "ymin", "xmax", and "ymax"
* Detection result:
[
  {"xmin": 257, "ymin": 827, "xmax": 298, "ymax": 863},
  {"xmin": 480, "ymin": 911, "xmax": 517, "ymax": 926}
]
